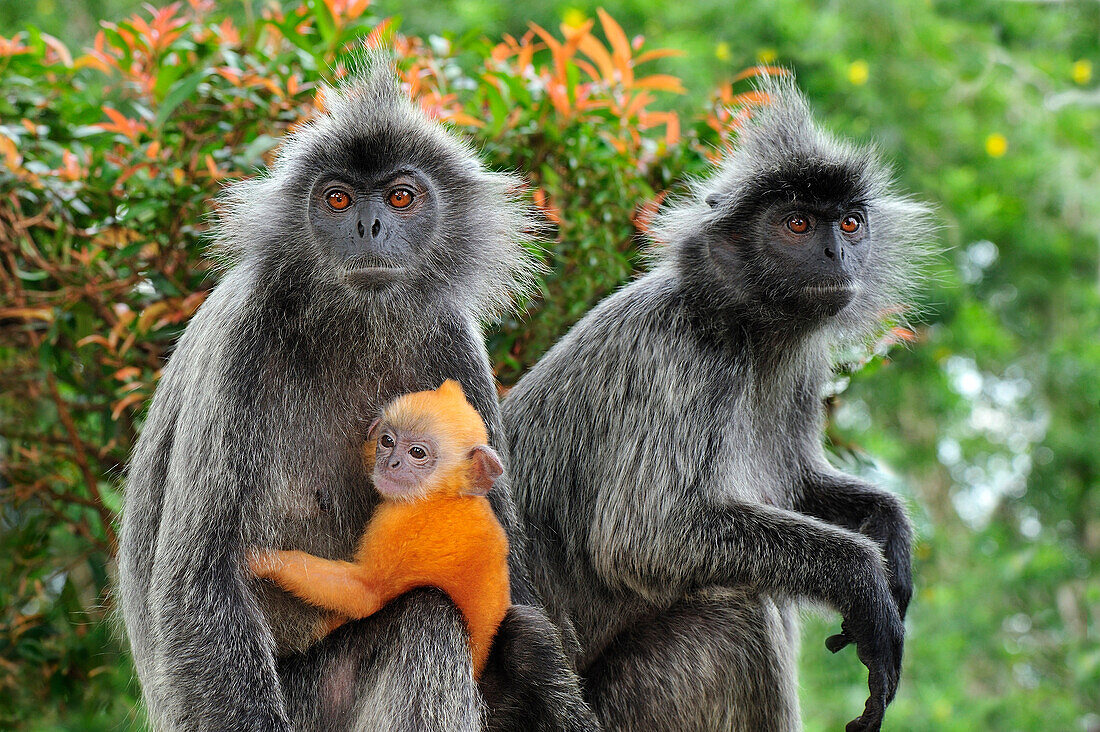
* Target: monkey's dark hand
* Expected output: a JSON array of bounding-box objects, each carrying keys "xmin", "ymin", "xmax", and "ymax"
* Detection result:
[
  {"xmin": 829, "ymin": 502, "xmax": 913, "ymax": 655},
  {"xmin": 831, "ymin": 574, "xmax": 904, "ymax": 732}
]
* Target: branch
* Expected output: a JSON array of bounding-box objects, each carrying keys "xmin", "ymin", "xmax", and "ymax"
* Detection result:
[{"xmin": 44, "ymin": 373, "xmax": 119, "ymax": 554}]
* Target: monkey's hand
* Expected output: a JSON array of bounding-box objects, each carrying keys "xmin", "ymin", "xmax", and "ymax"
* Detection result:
[
  {"xmin": 826, "ymin": 500, "xmax": 914, "ymax": 655},
  {"xmin": 247, "ymin": 548, "xmax": 289, "ymax": 579},
  {"xmin": 832, "ymin": 569, "xmax": 904, "ymax": 732}
]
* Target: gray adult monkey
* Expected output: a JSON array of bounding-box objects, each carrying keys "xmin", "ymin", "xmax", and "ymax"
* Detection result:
[
  {"xmin": 118, "ymin": 57, "xmax": 597, "ymax": 731},
  {"xmin": 502, "ymin": 76, "xmax": 933, "ymax": 732}
]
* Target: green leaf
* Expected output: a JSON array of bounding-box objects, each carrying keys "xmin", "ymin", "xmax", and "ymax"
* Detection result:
[
  {"xmin": 305, "ymin": 0, "xmax": 337, "ymax": 47},
  {"xmin": 155, "ymin": 70, "xmax": 208, "ymax": 128}
]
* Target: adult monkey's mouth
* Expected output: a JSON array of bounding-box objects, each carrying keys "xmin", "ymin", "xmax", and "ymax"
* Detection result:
[{"xmin": 343, "ymin": 265, "xmax": 408, "ymax": 287}]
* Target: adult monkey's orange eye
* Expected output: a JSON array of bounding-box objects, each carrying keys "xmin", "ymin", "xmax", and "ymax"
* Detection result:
[
  {"xmin": 326, "ymin": 188, "xmax": 352, "ymax": 211},
  {"xmin": 786, "ymin": 214, "xmax": 810, "ymax": 234},
  {"xmin": 388, "ymin": 187, "xmax": 414, "ymax": 209},
  {"xmin": 840, "ymin": 214, "xmax": 862, "ymax": 233}
]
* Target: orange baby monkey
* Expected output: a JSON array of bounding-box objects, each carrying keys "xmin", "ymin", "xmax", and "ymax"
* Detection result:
[{"xmin": 248, "ymin": 380, "xmax": 510, "ymax": 678}]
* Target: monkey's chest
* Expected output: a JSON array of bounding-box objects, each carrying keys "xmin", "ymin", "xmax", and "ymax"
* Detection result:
[{"xmin": 711, "ymin": 423, "xmax": 796, "ymax": 508}]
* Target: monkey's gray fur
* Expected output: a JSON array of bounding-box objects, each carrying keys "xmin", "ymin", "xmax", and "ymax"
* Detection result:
[
  {"xmin": 118, "ymin": 55, "xmax": 597, "ymax": 731},
  {"xmin": 503, "ymin": 75, "xmax": 933, "ymax": 732}
]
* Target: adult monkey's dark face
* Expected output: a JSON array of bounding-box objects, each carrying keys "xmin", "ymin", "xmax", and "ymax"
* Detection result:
[
  {"xmin": 708, "ymin": 191, "xmax": 874, "ymax": 319},
  {"xmin": 210, "ymin": 58, "xmax": 538, "ymax": 320},
  {"xmin": 307, "ymin": 166, "xmax": 440, "ymax": 290},
  {"xmin": 665, "ymin": 78, "xmax": 929, "ymax": 334}
]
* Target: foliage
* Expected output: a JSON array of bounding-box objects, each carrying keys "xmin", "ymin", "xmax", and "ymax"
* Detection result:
[{"xmin": 0, "ymin": 1, "xmax": 1097, "ymax": 730}]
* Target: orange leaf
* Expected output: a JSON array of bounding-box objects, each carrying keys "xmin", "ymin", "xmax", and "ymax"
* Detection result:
[
  {"xmin": 113, "ymin": 366, "xmax": 142, "ymax": 381},
  {"xmin": 0, "ymin": 133, "xmax": 22, "ymax": 171},
  {"xmin": 137, "ymin": 301, "xmax": 170, "ymax": 332},
  {"xmin": 891, "ymin": 326, "xmax": 918, "ymax": 343},
  {"xmin": 631, "ymin": 74, "xmax": 686, "ymax": 94},
  {"xmin": 111, "ymin": 391, "xmax": 147, "ymax": 421},
  {"xmin": 532, "ymin": 187, "xmax": 562, "ymax": 225},
  {"xmin": 364, "ymin": 18, "xmax": 393, "ymax": 50},
  {"xmin": 597, "ymin": 8, "xmax": 632, "ymax": 84},
  {"xmin": 76, "ymin": 334, "xmax": 111, "ymax": 348},
  {"xmin": 39, "ymin": 32, "xmax": 73, "ymax": 67},
  {"xmin": 442, "ymin": 110, "xmax": 485, "ymax": 128},
  {"xmin": 631, "ymin": 190, "xmax": 667, "ymax": 234},
  {"xmin": 732, "ymin": 65, "xmax": 791, "ymax": 82},
  {"xmin": 622, "ymin": 91, "xmax": 654, "ymax": 120},
  {"xmin": 529, "ymin": 22, "xmax": 569, "ymax": 83},
  {"xmin": 180, "ymin": 290, "xmax": 208, "ymax": 316},
  {"xmin": 572, "ymin": 58, "xmax": 601, "ymax": 83},
  {"xmin": 729, "ymin": 90, "xmax": 771, "ymax": 108},
  {"xmin": 634, "ymin": 48, "xmax": 686, "ymax": 64},
  {"xmin": 575, "ymin": 33, "xmax": 615, "ymax": 82}
]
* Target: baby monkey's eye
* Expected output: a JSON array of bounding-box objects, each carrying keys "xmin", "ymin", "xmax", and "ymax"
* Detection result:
[
  {"xmin": 408, "ymin": 446, "xmax": 427, "ymax": 459},
  {"xmin": 786, "ymin": 214, "xmax": 810, "ymax": 234},
  {"xmin": 379, "ymin": 434, "xmax": 395, "ymax": 448},
  {"xmin": 388, "ymin": 187, "xmax": 414, "ymax": 209},
  {"xmin": 840, "ymin": 214, "xmax": 863, "ymax": 234}
]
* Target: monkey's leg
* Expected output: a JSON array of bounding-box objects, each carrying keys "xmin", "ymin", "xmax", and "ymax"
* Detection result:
[
  {"xmin": 250, "ymin": 549, "xmax": 383, "ymax": 618},
  {"xmin": 582, "ymin": 587, "xmax": 800, "ymax": 732},
  {"xmin": 481, "ymin": 604, "xmax": 601, "ymax": 732},
  {"xmin": 279, "ymin": 587, "xmax": 482, "ymax": 732}
]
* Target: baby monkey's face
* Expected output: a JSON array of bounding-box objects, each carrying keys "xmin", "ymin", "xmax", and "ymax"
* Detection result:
[{"xmin": 372, "ymin": 424, "xmax": 440, "ymax": 501}]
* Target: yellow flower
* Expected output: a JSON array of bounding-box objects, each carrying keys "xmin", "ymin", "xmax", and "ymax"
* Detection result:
[
  {"xmin": 757, "ymin": 47, "xmax": 777, "ymax": 64},
  {"xmin": 1072, "ymin": 59, "xmax": 1092, "ymax": 85},
  {"xmin": 562, "ymin": 8, "xmax": 586, "ymax": 29},
  {"xmin": 847, "ymin": 60, "xmax": 869, "ymax": 86},
  {"xmin": 715, "ymin": 42, "xmax": 731, "ymax": 61},
  {"xmin": 985, "ymin": 133, "xmax": 1007, "ymax": 158}
]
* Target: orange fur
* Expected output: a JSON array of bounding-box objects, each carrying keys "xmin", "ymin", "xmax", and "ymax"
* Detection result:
[{"xmin": 250, "ymin": 380, "xmax": 510, "ymax": 678}]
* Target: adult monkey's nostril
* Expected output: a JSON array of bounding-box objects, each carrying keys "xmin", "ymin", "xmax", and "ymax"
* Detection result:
[
  {"xmin": 357, "ymin": 219, "xmax": 365, "ymax": 238},
  {"xmin": 372, "ymin": 219, "xmax": 381, "ymax": 238},
  {"xmin": 824, "ymin": 246, "xmax": 835, "ymax": 259}
]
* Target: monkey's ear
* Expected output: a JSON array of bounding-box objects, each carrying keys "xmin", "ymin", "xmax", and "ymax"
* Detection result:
[
  {"xmin": 464, "ymin": 445, "xmax": 504, "ymax": 496},
  {"xmin": 705, "ymin": 193, "xmax": 722, "ymax": 208},
  {"xmin": 367, "ymin": 418, "xmax": 381, "ymax": 441}
]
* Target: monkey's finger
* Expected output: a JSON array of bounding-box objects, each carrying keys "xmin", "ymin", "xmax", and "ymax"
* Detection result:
[
  {"xmin": 846, "ymin": 693, "xmax": 886, "ymax": 732},
  {"xmin": 826, "ymin": 632, "xmax": 852, "ymax": 653}
]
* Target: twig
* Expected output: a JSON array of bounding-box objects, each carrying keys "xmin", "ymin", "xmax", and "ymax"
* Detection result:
[{"xmin": 44, "ymin": 372, "xmax": 119, "ymax": 554}]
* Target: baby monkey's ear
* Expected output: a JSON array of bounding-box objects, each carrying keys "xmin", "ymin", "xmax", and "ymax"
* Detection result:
[
  {"xmin": 464, "ymin": 445, "xmax": 504, "ymax": 496},
  {"xmin": 363, "ymin": 418, "xmax": 382, "ymax": 464}
]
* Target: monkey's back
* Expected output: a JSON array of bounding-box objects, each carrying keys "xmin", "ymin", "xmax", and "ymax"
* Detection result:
[{"xmin": 356, "ymin": 495, "xmax": 510, "ymax": 676}]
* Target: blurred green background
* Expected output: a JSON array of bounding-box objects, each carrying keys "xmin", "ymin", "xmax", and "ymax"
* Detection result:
[{"xmin": 0, "ymin": 1, "xmax": 1097, "ymax": 730}]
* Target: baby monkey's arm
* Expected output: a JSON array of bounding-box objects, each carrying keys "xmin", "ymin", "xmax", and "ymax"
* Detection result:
[{"xmin": 248, "ymin": 549, "xmax": 383, "ymax": 619}]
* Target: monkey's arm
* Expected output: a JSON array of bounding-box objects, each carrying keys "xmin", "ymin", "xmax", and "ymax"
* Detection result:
[
  {"xmin": 796, "ymin": 471, "xmax": 913, "ymax": 621},
  {"xmin": 249, "ymin": 549, "xmax": 384, "ymax": 619},
  {"xmin": 591, "ymin": 495, "xmax": 902, "ymax": 732}
]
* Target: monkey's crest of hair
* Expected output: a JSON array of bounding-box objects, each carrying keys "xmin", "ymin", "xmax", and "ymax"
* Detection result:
[
  {"xmin": 210, "ymin": 52, "xmax": 540, "ymax": 322},
  {"xmin": 384, "ymin": 379, "xmax": 488, "ymax": 469},
  {"xmin": 650, "ymin": 73, "xmax": 935, "ymax": 346}
]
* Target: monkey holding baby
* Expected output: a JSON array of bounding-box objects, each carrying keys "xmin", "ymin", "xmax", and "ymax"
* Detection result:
[
  {"xmin": 117, "ymin": 54, "xmax": 596, "ymax": 731},
  {"xmin": 249, "ymin": 380, "xmax": 510, "ymax": 679}
]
